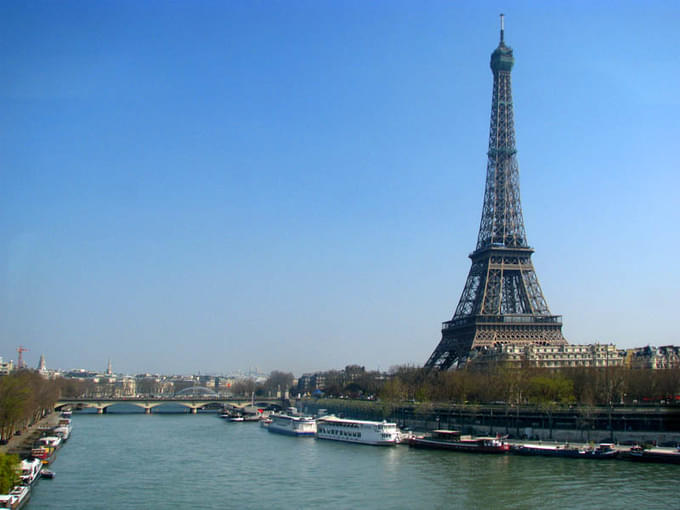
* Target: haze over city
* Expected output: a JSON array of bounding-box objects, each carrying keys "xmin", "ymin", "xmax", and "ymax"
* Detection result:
[{"xmin": 2, "ymin": 1, "xmax": 679, "ymax": 375}]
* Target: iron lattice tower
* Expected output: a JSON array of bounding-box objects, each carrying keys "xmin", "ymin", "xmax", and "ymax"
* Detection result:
[{"xmin": 425, "ymin": 16, "xmax": 566, "ymax": 370}]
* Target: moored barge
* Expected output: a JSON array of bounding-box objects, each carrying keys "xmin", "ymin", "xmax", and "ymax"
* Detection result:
[
  {"xmin": 268, "ymin": 414, "xmax": 317, "ymax": 436},
  {"xmin": 408, "ymin": 430, "xmax": 510, "ymax": 453},
  {"xmin": 626, "ymin": 446, "xmax": 680, "ymax": 464},
  {"xmin": 513, "ymin": 442, "xmax": 618, "ymax": 459}
]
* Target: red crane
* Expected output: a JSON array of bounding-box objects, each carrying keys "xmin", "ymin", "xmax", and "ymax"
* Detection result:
[{"xmin": 17, "ymin": 346, "xmax": 29, "ymax": 369}]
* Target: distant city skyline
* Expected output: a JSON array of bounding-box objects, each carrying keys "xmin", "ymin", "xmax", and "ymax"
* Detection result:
[{"xmin": 2, "ymin": 2, "xmax": 679, "ymax": 374}]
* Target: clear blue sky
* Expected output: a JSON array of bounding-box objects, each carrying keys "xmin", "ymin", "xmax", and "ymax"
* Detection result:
[{"xmin": 1, "ymin": 1, "xmax": 678, "ymax": 375}]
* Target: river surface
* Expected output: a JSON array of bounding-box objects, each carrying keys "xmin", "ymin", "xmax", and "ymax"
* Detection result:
[{"xmin": 28, "ymin": 409, "xmax": 678, "ymax": 509}]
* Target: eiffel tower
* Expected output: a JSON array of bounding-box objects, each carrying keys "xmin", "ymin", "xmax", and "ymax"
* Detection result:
[{"xmin": 425, "ymin": 15, "xmax": 566, "ymax": 370}]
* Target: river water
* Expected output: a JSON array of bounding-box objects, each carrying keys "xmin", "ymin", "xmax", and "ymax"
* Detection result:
[{"xmin": 28, "ymin": 409, "xmax": 678, "ymax": 509}]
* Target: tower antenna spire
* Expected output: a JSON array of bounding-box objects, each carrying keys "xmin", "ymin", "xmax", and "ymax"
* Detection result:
[{"xmin": 500, "ymin": 13, "xmax": 505, "ymax": 43}]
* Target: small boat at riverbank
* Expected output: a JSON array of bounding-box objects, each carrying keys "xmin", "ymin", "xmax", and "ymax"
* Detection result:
[
  {"xmin": 626, "ymin": 446, "xmax": 680, "ymax": 464},
  {"xmin": 221, "ymin": 408, "xmax": 262, "ymax": 422},
  {"xmin": 40, "ymin": 469, "xmax": 55, "ymax": 479},
  {"xmin": 268, "ymin": 414, "xmax": 316, "ymax": 436},
  {"xmin": 316, "ymin": 416, "xmax": 400, "ymax": 446},
  {"xmin": 408, "ymin": 430, "xmax": 510, "ymax": 454},
  {"xmin": 579, "ymin": 443, "xmax": 618, "ymax": 459}
]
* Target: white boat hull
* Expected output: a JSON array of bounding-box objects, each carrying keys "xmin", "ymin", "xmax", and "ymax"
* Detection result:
[
  {"xmin": 316, "ymin": 416, "xmax": 399, "ymax": 446},
  {"xmin": 268, "ymin": 415, "xmax": 316, "ymax": 436}
]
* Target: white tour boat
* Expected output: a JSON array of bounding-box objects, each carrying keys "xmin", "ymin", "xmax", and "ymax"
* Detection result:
[
  {"xmin": 19, "ymin": 458, "xmax": 42, "ymax": 486},
  {"xmin": 316, "ymin": 416, "xmax": 400, "ymax": 446},
  {"xmin": 268, "ymin": 414, "xmax": 317, "ymax": 436}
]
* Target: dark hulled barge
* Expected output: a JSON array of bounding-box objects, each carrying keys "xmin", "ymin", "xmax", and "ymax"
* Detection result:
[{"xmin": 408, "ymin": 430, "xmax": 510, "ymax": 454}]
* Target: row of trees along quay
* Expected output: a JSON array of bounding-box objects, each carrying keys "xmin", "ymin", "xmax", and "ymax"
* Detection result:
[
  {"xmin": 292, "ymin": 365, "xmax": 680, "ymax": 441},
  {"xmin": 221, "ymin": 365, "xmax": 680, "ymax": 411},
  {"xmin": 0, "ymin": 370, "xmax": 89, "ymax": 443}
]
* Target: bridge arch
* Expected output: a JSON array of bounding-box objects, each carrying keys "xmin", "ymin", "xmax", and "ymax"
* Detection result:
[{"xmin": 174, "ymin": 386, "xmax": 219, "ymax": 398}]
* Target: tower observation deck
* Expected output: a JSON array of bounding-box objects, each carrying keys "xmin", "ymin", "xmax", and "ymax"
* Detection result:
[{"xmin": 425, "ymin": 16, "xmax": 566, "ymax": 370}]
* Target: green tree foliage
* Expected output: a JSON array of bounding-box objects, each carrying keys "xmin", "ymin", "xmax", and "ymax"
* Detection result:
[
  {"xmin": 379, "ymin": 377, "xmax": 407, "ymax": 403},
  {"xmin": 379, "ymin": 364, "xmax": 680, "ymax": 407},
  {"xmin": 527, "ymin": 375, "xmax": 575, "ymax": 406},
  {"xmin": 0, "ymin": 454, "xmax": 20, "ymax": 494},
  {"xmin": 0, "ymin": 371, "xmax": 62, "ymax": 441}
]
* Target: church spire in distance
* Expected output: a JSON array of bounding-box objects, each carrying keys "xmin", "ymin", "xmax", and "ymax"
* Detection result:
[{"xmin": 425, "ymin": 16, "xmax": 566, "ymax": 370}]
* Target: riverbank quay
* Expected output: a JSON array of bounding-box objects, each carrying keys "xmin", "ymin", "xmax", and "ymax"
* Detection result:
[
  {"xmin": 0, "ymin": 412, "xmax": 60, "ymax": 458},
  {"xmin": 301, "ymin": 399, "xmax": 680, "ymax": 445}
]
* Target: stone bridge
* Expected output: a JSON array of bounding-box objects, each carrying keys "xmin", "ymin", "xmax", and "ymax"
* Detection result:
[{"xmin": 56, "ymin": 396, "xmax": 284, "ymax": 414}]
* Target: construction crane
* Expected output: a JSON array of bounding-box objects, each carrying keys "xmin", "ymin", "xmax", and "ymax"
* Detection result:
[{"xmin": 17, "ymin": 346, "xmax": 28, "ymax": 369}]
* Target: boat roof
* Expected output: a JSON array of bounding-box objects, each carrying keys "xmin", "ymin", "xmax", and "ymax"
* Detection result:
[
  {"xmin": 521, "ymin": 444, "xmax": 564, "ymax": 450},
  {"xmin": 318, "ymin": 415, "xmax": 396, "ymax": 426},
  {"xmin": 432, "ymin": 429, "xmax": 461, "ymax": 435},
  {"xmin": 273, "ymin": 414, "xmax": 314, "ymax": 420}
]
